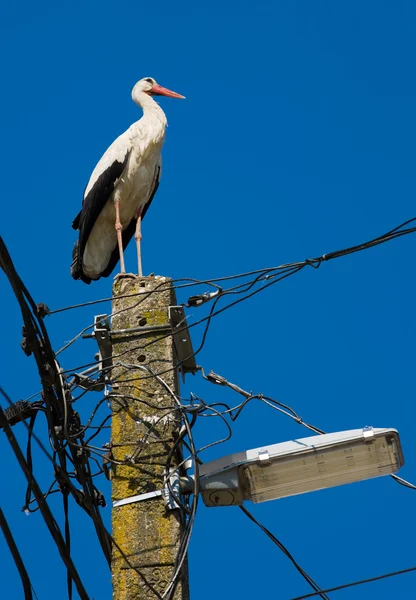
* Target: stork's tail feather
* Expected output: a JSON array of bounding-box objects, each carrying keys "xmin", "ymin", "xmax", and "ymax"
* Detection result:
[{"xmin": 71, "ymin": 241, "xmax": 92, "ymax": 284}]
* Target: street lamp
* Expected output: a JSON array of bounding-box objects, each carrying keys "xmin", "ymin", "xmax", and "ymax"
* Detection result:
[{"xmin": 182, "ymin": 427, "xmax": 404, "ymax": 507}]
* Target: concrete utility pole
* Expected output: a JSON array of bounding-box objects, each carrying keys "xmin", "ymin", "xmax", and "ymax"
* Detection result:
[{"xmin": 111, "ymin": 276, "xmax": 189, "ymax": 600}]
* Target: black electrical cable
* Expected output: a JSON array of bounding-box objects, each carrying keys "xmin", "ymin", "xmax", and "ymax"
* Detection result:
[
  {"xmin": 68, "ymin": 443, "xmax": 112, "ymax": 565},
  {"xmin": 0, "ymin": 406, "xmax": 90, "ymax": 600},
  {"xmin": 0, "ymin": 387, "xmax": 88, "ymax": 514},
  {"xmin": 0, "ymin": 241, "xmax": 87, "ymax": 498},
  {"xmin": 200, "ymin": 370, "xmax": 416, "ymax": 599},
  {"xmin": 0, "ymin": 240, "xmax": 217, "ymax": 597},
  {"xmin": 84, "ymin": 413, "xmax": 112, "ymax": 445},
  {"xmin": 142, "ymin": 368, "xmax": 199, "ymax": 600},
  {"xmin": 24, "ymin": 413, "xmax": 38, "ymax": 512},
  {"xmin": 0, "ymin": 379, "xmax": 109, "ymax": 568},
  {"xmin": 24, "ymin": 481, "xmax": 60, "ymax": 513},
  {"xmin": 4, "ymin": 215, "xmax": 416, "ymax": 600},
  {"xmin": 48, "ymin": 276, "xmax": 220, "ymax": 316},
  {"xmin": 239, "ymin": 505, "xmax": 330, "ymax": 600},
  {"xmin": 0, "ymin": 239, "xmax": 112, "ymax": 568},
  {"xmin": 45, "ymin": 229, "xmax": 404, "ymax": 386},
  {"xmin": 47, "ymin": 217, "xmax": 416, "ymax": 320},
  {"xmin": 57, "ymin": 217, "xmax": 416, "ymax": 378},
  {"xmin": 291, "ymin": 565, "xmax": 416, "ymax": 599},
  {"xmin": 200, "ymin": 369, "xmax": 324, "ymax": 433},
  {"xmin": 0, "ymin": 506, "xmax": 36, "ymax": 600},
  {"xmin": 63, "ymin": 492, "xmax": 73, "ymax": 600}
]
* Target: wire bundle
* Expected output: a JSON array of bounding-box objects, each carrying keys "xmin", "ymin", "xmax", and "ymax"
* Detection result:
[{"xmin": 2, "ymin": 217, "xmax": 416, "ymax": 599}]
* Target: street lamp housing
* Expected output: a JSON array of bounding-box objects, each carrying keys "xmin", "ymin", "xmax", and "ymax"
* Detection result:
[{"xmin": 187, "ymin": 427, "xmax": 403, "ymax": 507}]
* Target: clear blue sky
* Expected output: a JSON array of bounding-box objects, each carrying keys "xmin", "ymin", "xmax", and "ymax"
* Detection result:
[{"xmin": 1, "ymin": 1, "xmax": 416, "ymax": 598}]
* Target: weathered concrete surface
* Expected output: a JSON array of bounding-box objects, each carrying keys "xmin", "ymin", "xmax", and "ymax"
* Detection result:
[{"xmin": 111, "ymin": 276, "xmax": 189, "ymax": 600}]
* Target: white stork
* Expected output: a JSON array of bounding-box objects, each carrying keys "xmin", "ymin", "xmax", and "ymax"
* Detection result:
[{"xmin": 71, "ymin": 77, "xmax": 185, "ymax": 284}]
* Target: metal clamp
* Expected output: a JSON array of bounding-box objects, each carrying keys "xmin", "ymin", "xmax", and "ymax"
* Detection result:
[
  {"xmin": 362, "ymin": 426, "xmax": 375, "ymax": 442},
  {"xmin": 76, "ymin": 315, "xmax": 112, "ymax": 391},
  {"xmin": 257, "ymin": 450, "xmax": 271, "ymax": 465},
  {"xmin": 169, "ymin": 306, "xmax": 199, "ymax": 382},
  {"xmin": 94, "ymin": 315, "xmax": 112, "ymax": 374},
  {"xmin": 113, "ymin": 490, "xmax": 163, "ymax": 508},
  {"xmin": 113, "ymin": 472, "xmax": 181, "ymax": 511}
]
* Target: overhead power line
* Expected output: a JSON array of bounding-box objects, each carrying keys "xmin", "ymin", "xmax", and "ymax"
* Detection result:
[
  {"xmin": 291, "ymin": 564, "xmax": 416, "ymax": 599},
  {"xmin": 0, "ymin": 506, "xmax": 37, "ymax": 600},
  {"xmin": 46, "ymin": 216, "xmax": 416, "ymax": 318},
  {"xmin": 239, "ymin": 506, "xmax": 329, "ymax": 600},
  {"xmin": 0, "ymin": 405, "xmax": 90, "ymax": 600},
  {"xmin": 49, "ymin": 216, "xmax": 416, "ymax": 382},
  {"xmin": 2, "ymin": 215, "xmax": 416, "ymax": 599}
]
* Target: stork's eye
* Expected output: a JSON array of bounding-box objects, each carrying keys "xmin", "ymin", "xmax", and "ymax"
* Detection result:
[{"xmin": 145, "ymin": 78, "xmax": 154, "ymax": 84}]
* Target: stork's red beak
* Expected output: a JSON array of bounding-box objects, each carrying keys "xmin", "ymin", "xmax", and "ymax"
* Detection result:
[{"xmin": 151, "ymin": 84, "xmax": 185, "ymax": 99}]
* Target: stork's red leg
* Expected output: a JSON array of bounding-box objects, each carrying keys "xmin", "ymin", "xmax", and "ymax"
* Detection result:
[
  {"xmin": 135, "ymin": 208, "xmax": 143, "ymax": 277},
  {"xmin": 114, "ymin": 198, "xmax": 126, "ymax": 273}
]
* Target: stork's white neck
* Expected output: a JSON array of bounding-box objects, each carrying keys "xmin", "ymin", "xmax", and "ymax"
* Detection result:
[{"xmin": 132, "ymin": 91, "xmax": 167, "ymax": 143}]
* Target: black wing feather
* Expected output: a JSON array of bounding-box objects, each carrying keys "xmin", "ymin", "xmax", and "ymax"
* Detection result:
[
  {"xmin": 72, "ymin": 210, "xmax": 81, "ymax": 230},
  {"xmin": 76, "ymin": 153, "xmax": 130, "ymax": 252},
  {"xmin": 71, "ymin": 152, "xmax": 130, "ymax": 281}
]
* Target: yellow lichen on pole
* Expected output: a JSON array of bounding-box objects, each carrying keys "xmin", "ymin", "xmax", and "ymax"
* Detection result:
[{"xmin": 111, "ymin": 276, "xmax": 189, "ymax": 600}]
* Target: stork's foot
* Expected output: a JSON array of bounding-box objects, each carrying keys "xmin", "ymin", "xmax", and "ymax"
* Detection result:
[{"xmin": 114, "ymin": 272, "xmax": 138, "ymax": 280}]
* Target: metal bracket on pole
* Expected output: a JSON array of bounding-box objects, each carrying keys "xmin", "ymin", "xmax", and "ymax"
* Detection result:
[
  {"xmin": 79, "ymin": 308, "xmax": 197, "ymax": 385},
  {"xmin": 169, "ymin": 306, "xmax": 199, "ymax": 382},
  {"xmin": 94, "ymin": 314, "xmax": 112, "ymax": 374},
  {"xmin": 76, "ymin": 315, "xmax": 112, "ymax": 391}
]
